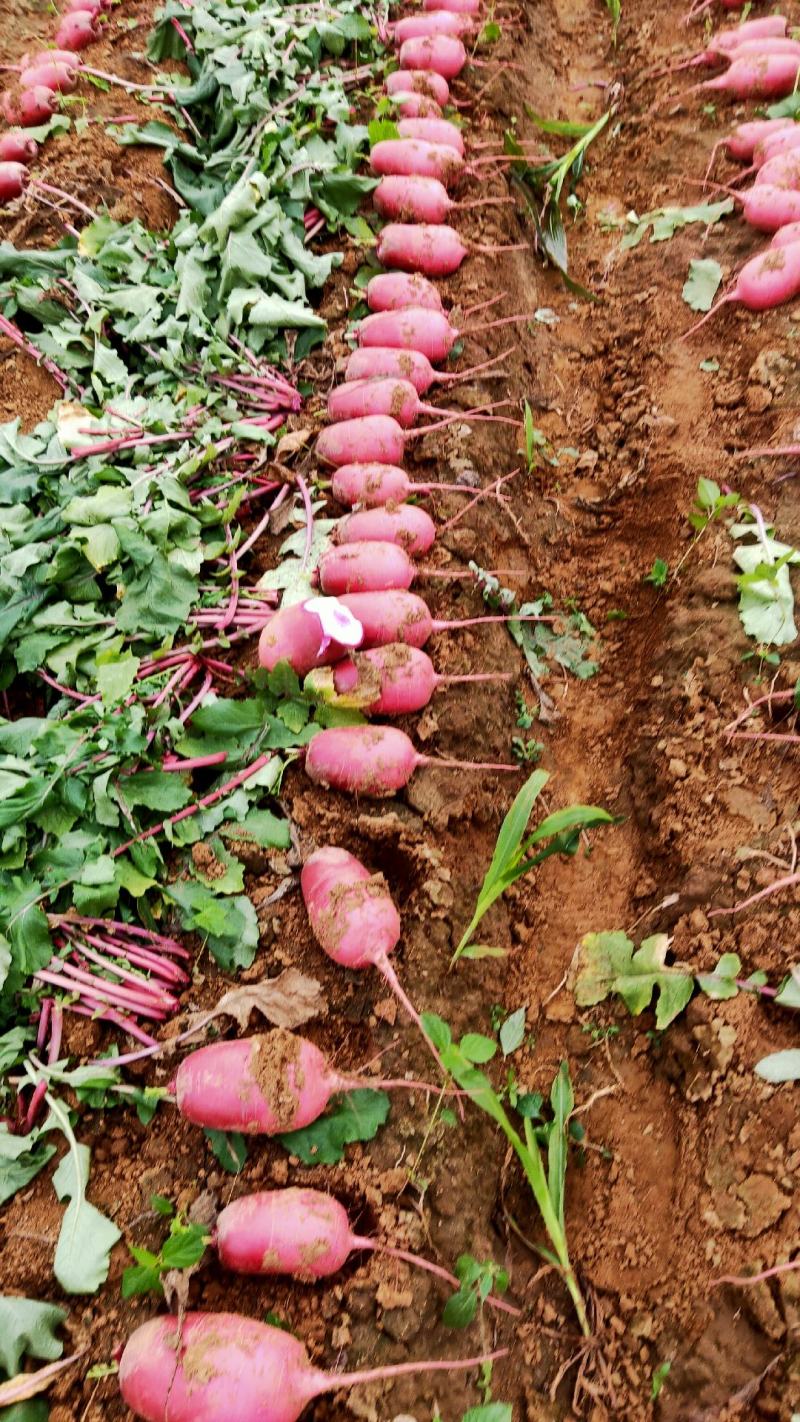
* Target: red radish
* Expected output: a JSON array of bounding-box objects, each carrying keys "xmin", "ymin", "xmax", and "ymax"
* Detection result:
[
  {"xmin": 331, "ymin": 462, "xmax": 479, "ymax": 507},
  {"xmin": 317, "ymin": 540, "xmax": 430, "ymax": 593},
  {"xmin": 337, "ymin": 589, "xmax": 545, "ymax": 651},
  {"xmin": 755, "ymin": 150, "xmax": 800, "ymax": 188},
  {"xmin": 19, "ymin": 48, "xmax": 81, "ymax": 69},
  {"xmin": 0, "ymin": 132, "xmax": 36, "ymax": 163},
  {"xmin": 174, "ymin": 1029, "xmax": 445, "ymax": 1134},
  {"xmin": 373, "ymin": 175, "xmax": 511, "ymax": 226},
  {"xmin": 335, "ymin": 505, "xmax": 437, "ymax": 555},
  {"xmin": 327, "ymin": 375, "xmax": 479, "ymax": 427},
  {"xmin": 2, "ymin": 86, "xmax": 57, "ymax": 126},
  {"xmin": 398, "ymin": 34, "xmax": 468, "ymax": 78},
  {"xmin": 258, "ymin": 597, "xmax": 362, "ymax": 675},
  {"xmin": 385, "ymin": 68, "xmax": 450, "ymax": 105},
  {"xmin": 378, "ymin": 222, "xmax": 524, "ymax": 276},
  {"xmin": 0, "ymin": 161, "xmax": 28, "ymax": 201},
  {"xmin": 752, "ymin": 126, "xmax": 800, "ymax": 169},
  {"xmin": 20, "ymin": 62, "xmax": 78, "ymax": 93},
  {"xmin": 316, "ymin": 405, "xmax": 515, "ymax": 468},
  {"xmin": 705, "ymin": 116, "xmax": 795, "ymax": 182},
  {"xmin": 214, "ymin": 1186, "xmax": 521, "ymax": 1311},
  {"xmin": 392, "ymin": 90, "xmax": 444, "ymax": 117},
  {"xmin": 306, "ymin": 643, "xmax": 510, "ymax": 715},
  {"xmin": 64, "ymin": 0, "xmax": 105, "ymax": 13},
  {"xmin": 684, "ymin": 240, "xmax": 800, "ymax": 334},
  {"xmin": 393, "ymin": 11, "xmax": 474, "ymax": 41},
  {"xmin": 426, "ymin": 0, "xmax": 481, "ymax": 11},
  {"xmin": 55, "ymin": 12, "xmax": 97, "ymax": 50},
  {"xmin": 357, "ymin": 307, "xmax": 458, "ymax": 361},
  {"xmin": 366, "ymin": 271, "xmax": 442, "ymax": 312},
  {"xmin": 305, "ymin": 724, "xmax": 517, "ymax": 796},
  {"xmin": 119, "ymin": 1312, "xmax": 506, "ymax": 1422},
  {"xmin": 397, "ymin": 117, "xmax": 465, "ymax": 154},
  {"xmin": 344, "ymin": 345, "xmax": 511, "ymax": 396},
  {"xmin": 370, "ymin": 137, "xmax": 464, "ymax": 184},
  {"xmin": 677, "ymin": 53, "xmax": 800, "ymax": 101},
  {"xmin": 771, "ymin": 221, "xmax": 800, "ymax": 247},
  {"xmin": 741, "ymin": 182, "xmax": 800, "ymax": 230},
  {"xmin": 719, "ymin": 37, "xmax": 800, "ymax": 61}
]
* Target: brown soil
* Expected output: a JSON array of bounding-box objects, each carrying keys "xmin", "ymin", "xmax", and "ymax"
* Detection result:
[{"xmin": 3, "ymin": 0, "xmax": 800, "ymax": 1419}]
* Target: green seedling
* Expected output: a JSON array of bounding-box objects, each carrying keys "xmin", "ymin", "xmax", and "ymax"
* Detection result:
[
  {"xmin": 442, "ymin": 1254, "xmax": 510, "ymax": 1328},
  {"xmin": 122, "ymin": 1196, "xmax": 211, "ymax": 1299},
  {"xmin": 423, "ymin": 1017, "xmax": 590, "ymax": 1337},
  {"xmin": 644, "ymin": 558, "xmax": 669, "ymax": 589},
  {"xmin": 452, "ymin": 769, "xmax": 613, "ymax": 963}
]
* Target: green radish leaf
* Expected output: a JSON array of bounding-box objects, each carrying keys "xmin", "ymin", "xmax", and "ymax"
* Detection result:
[
  {"xmin": 460, "ymin": 1033, "xmax": 498, "ymax": 1064},
  {"xmin": 682, "ymin": 258, "xmax": 723, "ymax": 313},
  {"xmin": 575, "ymin": 930, "xmax": 694, "ymax": 1028},
  {"xmin": 547, "ymin": 1062, "xmax": 573, "ymax": 1229},
  {"xmin": 0, "ymin": 1298, "xmax": 66, "ymax": 1378},
  {"xmin": 499, "ymin": 1007, "xmax": 526, "ymax": 1056},
  {"xmin": 459, "ymin": 944, "xmax": 508, "ymax": 960},
  {"xmin": 204, "ymin": 1131, "xmax": 248, "ymax": 1174},
  {"xmin": 754, "ymin": 1048, "xmax": 800, "ymax": 1082},
  {"xmin": 279, "ymin": 1089, "xmax": 389, "ymax": 1165},
  {"xmin": 52, "ymin": 1143, "xmax": 121, "ymax": 1295}
]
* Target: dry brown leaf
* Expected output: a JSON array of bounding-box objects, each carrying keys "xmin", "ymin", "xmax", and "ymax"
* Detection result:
[
  {"xmin": 212, "ymin": 967, "xmax": 326, "ymax": 1031},
  {"xmin": 0, "ymin": 1351, "xmax": 85, "ymax": 1408},
  {"xmin": 275, "ymin": 428, "xmax": 312, "ymax": 460}
]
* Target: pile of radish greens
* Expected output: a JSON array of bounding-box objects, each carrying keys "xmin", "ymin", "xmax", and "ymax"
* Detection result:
[{"xmin": 0, "ymin": 0, "xmax": 387, "ymax": 1289}]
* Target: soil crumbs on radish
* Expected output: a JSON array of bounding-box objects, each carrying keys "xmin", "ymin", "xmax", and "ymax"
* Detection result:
[{"xmin": 3, "ymin": 0, "xmax": 800, "ymax": 1418}]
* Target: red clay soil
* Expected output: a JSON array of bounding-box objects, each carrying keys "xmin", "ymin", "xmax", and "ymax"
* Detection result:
[{"xmin": 2, "ymin": 0, "xmax": 800, "ymax": 1418}]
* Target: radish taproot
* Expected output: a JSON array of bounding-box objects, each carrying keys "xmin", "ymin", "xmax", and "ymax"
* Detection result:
[
  {"xmin": 366, "ymin": 271, "xmax": 442, "ymax": 313},
  {"xmin": 306, "ymin": 643, "xmax": 510, "ymax": 714},
  {"xmin": 385, "ymin": 68, "xmax": 450, "ymax": 104},
  {"xmin": 214, "ymin": 1186, "xmax": 521, "ymax": 1312},
  {"xmin": 19, "ymin": 48, "xmax": 81, "ymax": 69},
  {"xmin": 335, "ymin": 505, "xmax": 437, "ymax": 555},
  {"xmin": 705, "ymin": 116, "xmax": 795, "ymax": 182},
  {"xmin": 174, "ymin": 1028, "xmax": 445, "ymax": 1133},
  {"xmin": 55, "ymin": 11, "xmax": 97, "ymax": 49},
  {"xmin": 2, "ymin": 86, "xmax": 57, "ymax": 126},
  {"xmin": 393, "ymin": 11, "xmax": 474, "ymax": 41},
  {"xmin": 398, "ymin": 34, "xmax": 468, "ymax": 77},
  {"xmin": 397, "ymin": 116, "xmax": 465, "ymax": 154},
  {"xmin": 740, "ymin": 182, "xmax": 800, "ymax": 230},
  {"xmin": 119, "ymin": 1312, "xmax": 507, "ymax": 1422},
  {"xmin": 771, "ymin": 221, "xmax": 800, "ymax": 247},
  {"xmin": 0, "ymin": 161, "xmax": 28, "ymax": 200},
  {"xmin": 373, "ymin": 175, "xmax": 511, "ymax": 225},
  {"xmin": 370, "ymin": 137, "xmax": 464, "ymax": 184},
  {"xmin": 343, "ymin": 345, "xmax": 511, "ymax": 396},
  {"xmin": 426, "ymin": 0, "xmax": 481, "ymax": 11},
  {"xmin": 0, "ymin": 131, "xmax": 37, "ymax": 163},
  {"xmin": 305, "ymin": 724, "xmax": 517, "ymax": 796},
  {"xmin": 258, "ymin": 597, "xmax": 363, "ymax": 675},
  {"xmin": 684, "ymin": 240, "xmax": 800, "ymax": 334}
]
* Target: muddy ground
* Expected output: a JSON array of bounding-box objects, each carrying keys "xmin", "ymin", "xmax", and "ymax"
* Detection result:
[{"xmin": 2, "ymin": 0, "xmax": 800, "ymax": 1417}]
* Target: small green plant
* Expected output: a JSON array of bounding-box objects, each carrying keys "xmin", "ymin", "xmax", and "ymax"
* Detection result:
[
  {"xmin": 452, "ymin": 769, "xmax": 613, "ymax": 963},
  {"xmin": 604, "ymin": 0, "xmax": 620, "ymax": 41},
  {"xmin": 512, "ymin": 735, "xmax": 544, "ymax": 764},
  {"xmin": 122, "ymin": 1196, "xmax": 211, "ymax": 1299},
  {"xmin": 644, "ymin": 558, "xmax": 669, "ymax": 589},
  {"xmin": 442, "ymin": 1254, "xmax": 510, "ymax": 1328},
  {"xmin": 522, "ymin": 401, "xmax": 557, "ymax": 471},
  {"xmin": 423, "ymin": 1019, "xmax": 590, "ymax": 1337},
  {"xmin": 651, "ymin": 1360, "xmax": 672, "ymax": 1399}
]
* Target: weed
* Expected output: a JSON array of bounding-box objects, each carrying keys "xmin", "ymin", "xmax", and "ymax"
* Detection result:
[
  {"xmin": 122, "ymin": 1196, "xmax": 210, "ymax": 1298},
  {"xmin": 644, "ymin": 558, "xmax": 669, "ymax": 589},
  {"xmin": 442, "ymin": 1255, "xmax": 511, "ymax": 1328},
  {"xmin": 651, "ymin": 1360, "xmax": 671, "ymax": 1399}
]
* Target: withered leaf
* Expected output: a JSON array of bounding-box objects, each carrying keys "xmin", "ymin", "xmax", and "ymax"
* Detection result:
[{"xmin": 211, "ymin": 967, "xmax": 326, "ymax": 1031}]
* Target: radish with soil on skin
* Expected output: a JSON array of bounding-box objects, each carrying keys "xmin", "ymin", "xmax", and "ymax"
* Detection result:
[
  {"xmin": 683, "ymin": 240, "xmax": 800, "ymax": 334},
  {"xmin": 119, "ymin": 1312, "xmax": 508, "ymax": 1422},
  {"xmin": 755, "ymin": 150, "xmax": 800, "ymax": 188},
  {"xmin": 63, "ymin": 0, "xmax": 106, "ymax": 14},
  {"xmin": 326, "ymin": 375, "xmax": 511, "ymax": 428},
  {"xmin": 771, "ymin": 221, "xmax": 800, "ymax": 247},
  {"xmin": 0, "ymin": 161, "xmax": 29, "ymax": 200},
  {"xmin": 666, "ymin": 53, "xmax": 800, "ymax": 104},
  {"xmin": 370, "ymin": 137, "xmax": 465, "ymax": 185},
  {"xmin": 397, "ymin": 117, "xmax": 465, "ymax": 154},
  {"xmin": 337, "ymin": 589, "xmax": 547, "ymax": 651},
  {"xmin": 2, "ymin": 85, "xmax": 57, "ymax": 126},
  {"xmin": 392, "ymin": 90, "xmax": 444, "ymax": 117},
  {"xmin": 343, "ymin": 345, "xmax": 512, "ymax": 397},
  {"xmin": 335, "ymin": 504, "xmax": 437, "ymax": 555},
  {"xmin": 173, "ymin": 1028, "xmax": 451, "ymax": 1134},
  {"xmin": 732, "ymin": 181, "xmax": 800, "ymax": 230},
  {"xmin": 366, "ymin": 271, "xmax": 443, "ymax": 313},
  {"xmin": 19, "ymin": 48, "xmax": 82, "ymax": 69},
  {"xmin": 316, "ymin": 406, "xmax": 519, "ymax": 469},
  {"xmin": 373, "ymin": 175, "xmax": 513, "ymax": 226},
  {"xmin": 704, "ymin": 116, "xmax": 795, "ymax": 183},
  {"xmin": 0, "ymin": 132, "xmax": 37, "ymax": 163},
  {"xmin": 377, "ymin": 222, "xmax": 525, "ymax": 278},
  {"xmin": 316, "ymin": 540, "xmax": 504, "ymax": 595},
  {"xmin": 55, "ymin": 11, "xmax": 97, "ymax": 49},
  {"xmin": 356, "ymin": 304, "xmax": 526, "ymax": 362},
  {"xmin": 661, "ymin": 26, "xmax": 798, "ymax": 75},
  {"xmin": 752, "ymin": 126, "xmax": 800, "ymax": 169},
  {"xmin": 19, "ymin": 61, "xmax": 78, "ymax": 93},
  {"xmin": 214, "ymin": 1186, "xmax": 521, "ymax": 1312},
  {"xmin": 398, "ymin": 34, "xmax": 468, "ymax": 78},
  {"xmin": 305, "ymin": 643, "xmax": 511, "ymax": 715},
  {"xmin": 425, "ymin": 0, "xmax": 482, "ymax": 12},
  {"xmin": 258, "ymin": 597, "xmax": 364, "ymax": 675},
  {"xmin": 305, "ymin": 724, "xmax": 517, "ymax": 797},
  {"xmin": 385, "ymin": 67, "xmax": 450, "ymax": 105},
  {"xmin": 393, "ymin": 11, "xmax": 475, "ymax": 41},
  {"xmin": 331, "ymin": 461, "xmax": 483, "ymax": 506}
]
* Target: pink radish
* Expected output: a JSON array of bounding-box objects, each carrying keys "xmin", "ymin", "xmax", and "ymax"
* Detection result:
[
  {"xmin": 305, "ymin": 724, "xmax": 516, "ymax": 796},
  {"xmin": 2, "ymin": 86, "xmax": 57, "ymax": 126},
  {"xmin": 753, "ymin": 126, "xmax": 800, "ymax": 168},
  {"xmin": 397, "ymin": 117, "xmax": 465, "ymax": 154},
  {"xmin": 366, "ymin": 271, "xmax": 443, "ymax": 312},
  {"xmin": 370, "ymin": 137, "xmax": 464, "ymax": 184},
  {"xmin": 327, "ymin": 375, "xmax": 479, "ymax": 427},
  {"xmin": 335, "ymin": 505, "xmax": 437, "ymax": 555},
  {"xmin": 343, "ymin": 345, "xmax": 511, "ymax": 396},
  {"xmin": 0, "ymin": 161, "xmax": 28, "ymax": 201},
  {"xmin": 316, "ymin": 540, "xmax": 432, "ymax": 594},
  {"xmin": 392, "ymin": 90, "xmax": 444, "ymax": 117},
  {"xmin": 426, "ymin": 0, "xmax": 481, "ymax": 12},
  {"xmin": 677, "ymin": 53, "xmax": 800, "ymax": 101},
  {"xmin": 393, "ymin": 11, "xmax": 474, "ymax": 41},
  {"xmin": 771, "ymin": 222, "xmax": 800, "ymax": 247},
  {"xmin": 385, "ymin": 68, "xmax": 450, "ymax": 104},
  {"xmin": 55, "ymin": 12, "xmax": 97, "ymax": 49},
  {"xmin": 174, "ymin": 1029, "xmax": 446, "ymax": 1134},
  {"xmin": 684, "ymin": 240, "xmax": 800, "ymax": 334},
  {"xmin": 755, "ymin": 150, "xmax": 800, "ymax": 188},
  {"xmin": 214, "ymin": 1186, "xmax": 521, "ymax": 1311},
  {"xmin": 337, "ymin": 589, "xmax": 544, "ymax": 650},
  {"xmin": 705, "ymin": 116, "xmax": 795, "ymax": 181},
  {"xmin": 373, "ymin": 175, "xmax": 511, "ymax": 226},
  {"xmin": 306, "ymin": 644, "xmax": 509, "ymax": 715},
  {"xmin": 19, "ymin": 48, "xmax": 81, "ymax": 69},
  {"xmin": 20, "ymin": 62, "xmax": 78, "ymax": 93},
  {"xmin": 316, "ymin": 405, "xmax": 516, "ymax": 468},
  {"xmin": 64, "ymin": 0, "xmax": 105, "ymax": 13},
  {"xmin": 331, "ymin": 462, "xmax": 478, "ymax": 506},
  {"xmin": 357, "ymin": 307, "xmax": 459, "ymax": 361},
  {"xmin": 377, "ymin": 222, "xmax": 523, "ymax": 277},
  {"xmin": 118, "ymin": 1312, "xmax": 507, "ymax": 1422},
  {"xmin": 0, "ymin": 132, "xmax": 37, "ymax": 163},
  {"xmin": 398, "ymin": 35, "xmax": 468, "ymax": 78},
  {"xmin": 740, "ymin": 182, "xmax": 800, "ymax": 230},
  {"xmin": 258, "ymin": 598, "xmax": 362, "ymax": 675}
]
